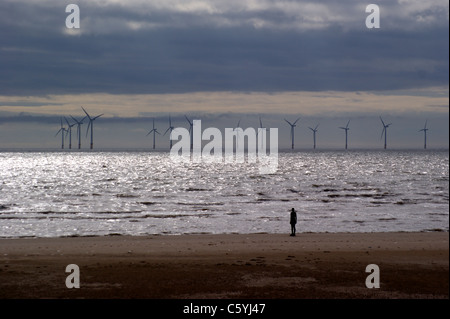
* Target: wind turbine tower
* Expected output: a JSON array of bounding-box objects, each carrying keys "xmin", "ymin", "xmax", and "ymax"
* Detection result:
[
  {"xmin": 339, "ymin": 120, "xmax": 350, "ymax": 150},
  {"xmin": 163, "ymin": 115, "xmax": 175, "ymax": 149},
  {"xmin": 185, "ymin": 115, "xmax": 194, "ymax": 150},
  {"xmin": 82, "ymin": 107, "xmax": 103, "ymax": 150},
  {"xmin": 147, "ymin": 118, "xmax": 160, "ymax": 149},
  {"xmin": 71, "ymin": 115, "xmax": 85, "ymax": 149},
  {"xmin": 308, "ymin": 124, "xmax": 319, "ymax": 149},
  {"xmin": 380, "ymin": 116, "xmax": 392, "ymax": 149},
  {"xmin": 284, "ymin": 117, "xmax": 300, "ymax": 150},
  {"xmin": 64, "ymin": 117, "xmax": 76, "ymax": 149},
  {"xmin": 419, "ymin": 120, "xmax": 429, "ymax": 149},
  {"xmin": 55, "ymin": 118, "xmax": 67, "ymax": 149}
]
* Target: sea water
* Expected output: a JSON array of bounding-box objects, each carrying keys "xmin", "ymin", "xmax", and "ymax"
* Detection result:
[{"xmin": 0, "ymin": 150, "xmax": 448, "ymax": 238}]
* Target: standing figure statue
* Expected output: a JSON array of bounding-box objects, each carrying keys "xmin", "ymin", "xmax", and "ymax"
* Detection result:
[{"xmin": 290, "ymin": 208, "xmax": 297, "ymax": 237}]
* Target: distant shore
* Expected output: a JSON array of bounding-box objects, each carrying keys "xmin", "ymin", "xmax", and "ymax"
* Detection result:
[{"xmin": 0, "ymin": 232, "xmax": 448, "ymax": 299}]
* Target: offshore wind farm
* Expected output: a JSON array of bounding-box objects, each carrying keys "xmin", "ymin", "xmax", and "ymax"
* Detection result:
[{"xmin": 49, "ymin": 111, "xmax": 440, "ymax": 151}]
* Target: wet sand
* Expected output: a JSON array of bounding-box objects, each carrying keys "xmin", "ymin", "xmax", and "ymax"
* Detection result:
[{"xmin": 0, "ymin": 232, "xmax": 448, "ymax": 299}]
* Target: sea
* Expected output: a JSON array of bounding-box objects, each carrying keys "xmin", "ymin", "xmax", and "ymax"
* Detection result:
[{"xmin": 0, "ymin": 150, "xmax": 448, "ymax": 238}]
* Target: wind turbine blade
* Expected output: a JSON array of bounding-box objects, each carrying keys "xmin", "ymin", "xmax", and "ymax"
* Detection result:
[
  {"xmin": 346, "ymin": 120, "xmax": 350, "ymax": 128},
  {"xmin": 185, "ymin": 115, "xmax": 192, "ymax": 125},
  {"xmin": 293, "ymin": 117, "xmax": 300, "ymax": 125},
  {"xmin": 70, "ymin": 115, "xmax": 77, "ymax": 123},
  {"xmin": 257, "ymin": 117, "xmax": 263, "ymax": 137},
  {"xmin": 93, "ymin": 114, "xmax": 103, "ymax": 120},
  {"xmin": 163, "ymin": 127, "xmax": 171, "ymax": 136},
  {"xmin": 86, "ymin": 121, "xmax": 91, "ymax": 138},
  {"xmin": 339, "ymin": 127, "xmax": 346, "ymax": 130},
  {"xmin": 308, "ymin": 127, "xmax": 314, "ymax": 131},
  {"xmin": 81, "ymin": 106, "xmax": 92, "ymax": 120},
  {"xmin": 424, "ymin": 120, "xmax": 427, "ymax": 129},
  {"xmin": 380, "ymin": 127, "xmax": 385, "ymax": 140},
  {"xmin": 65, "ymin": 117, "xmax": 71, "ymax": 127},
  {"xmin": 55, "ymin": 128, "xmax": 62, "ymax": 137},
  {"xmin": 379, "ymin": 116, "xmax": 385, "ymax": 126},
  {"xmin": 284, "ymin": 119, "xmax": 292, "ymax": 126},
  {"xmin": 237, "ymin": 120, "xmax": 241, "ymax": 128},
  {"xmin": 315, "ymin": 124, "xmax": 319, "ymax": 130}
]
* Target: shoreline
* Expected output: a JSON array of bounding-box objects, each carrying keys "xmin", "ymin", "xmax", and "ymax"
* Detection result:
[
  {"xmin": 1, "ymin": 229, "xmax": 448, "ymax": 240},
  {"xmin": 0, "ymin": 232, "xmax": 448, "ymax": 299}
]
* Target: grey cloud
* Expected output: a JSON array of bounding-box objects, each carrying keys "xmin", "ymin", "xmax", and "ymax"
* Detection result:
[{"xmin": 0, "ymin": 0, "xmax": 448, "ymax": 95}]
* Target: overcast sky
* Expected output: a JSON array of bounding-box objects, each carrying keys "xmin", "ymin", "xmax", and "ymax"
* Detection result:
[{"xmin": 0, "ymin": 0, "xmax": 448, "ymax": 149}]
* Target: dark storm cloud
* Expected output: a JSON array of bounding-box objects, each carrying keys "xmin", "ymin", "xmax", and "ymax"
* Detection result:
[{"xmin": 0, "ymin": 0, "xmax": 448, "ymax": 95}]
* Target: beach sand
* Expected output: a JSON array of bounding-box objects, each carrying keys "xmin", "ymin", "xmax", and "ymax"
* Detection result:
[{"xmin": 0, "ymin": 232, "xmax": 448, "ymax": 299}]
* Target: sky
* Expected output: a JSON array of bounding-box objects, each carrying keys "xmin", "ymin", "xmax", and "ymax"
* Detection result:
[{"xmin": 0, "ymin": 0, "xmax": 448, "ymax": 150}]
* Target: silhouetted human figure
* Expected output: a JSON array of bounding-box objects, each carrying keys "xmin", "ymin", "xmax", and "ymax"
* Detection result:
[{"xmin": 290, "ymin": 208, "xmax": 297, "ymax": 236}]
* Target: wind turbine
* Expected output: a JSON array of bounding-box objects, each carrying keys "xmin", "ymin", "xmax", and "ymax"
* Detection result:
[
  {"xmin": 82, "ymin": 107, "xmax": 103, "ymax": 150},
  {"xmin": 163, "ymin": 115, "xmax": 175, "ymax": 149},
  {"xmin": 339, "ymin": 120, "xmax": 350, "ymax": 150},
  {"xmin": 418, "ymin": 120, "xmax": 429, "ymax": 149},
  {"xmin": 70, "ymin": 115, "xmax": 85, "ymax": 149},
  {"xmin": 64, "ymin": 117, "xmax": 76, "ymax": 150},
  {"xmin": 380, "ymin": 116, "xmax": 392, "ymax": 149},
  {"xmin": 55, "ymin": 117, "xmax": 67, "ymax": 149},
  {"xmin": 185, "ymin": 115, "xmax": 194, "ymax": 150},
  {"xmin": 308, "ymin": 124, "xmax": 319, "ymax": 149},
  {"xmin": 284, "ymin": 117, "xmax": 300, "ymax": 150},
  {"xmin": 147, "ymin": 118, "xmax": 160, "ymax": 149}
]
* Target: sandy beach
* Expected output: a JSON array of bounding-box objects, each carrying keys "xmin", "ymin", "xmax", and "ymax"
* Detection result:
[{"xmin": 0, "ymin": 232, "xmax": 448, "ymax": 299}]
